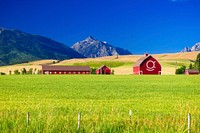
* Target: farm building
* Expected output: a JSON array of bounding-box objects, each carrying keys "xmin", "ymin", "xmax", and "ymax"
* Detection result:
[
  {"xmin": 133, "ymin": 54, "xmax": 162, "ymax": 75},
  {"xmin": 96, "ymin": 65, "xmax": 111, "ymax": 74},
  {"xmin": 42, "ymin": 65, "xmax": 90, "ymax": 74},
  {"xmin": 185, "ymin": 69, "xmax": 199, "ymax": 75}
]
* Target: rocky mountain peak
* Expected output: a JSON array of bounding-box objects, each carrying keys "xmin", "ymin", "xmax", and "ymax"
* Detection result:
[
  {"xmin": 191, "ymin": 42, "xmax": 200, "ymax": 51},
  {"xmin": 181, "ymin": 47, "xmax": 191, "ymax": 52},
  {"xmin": 181, "ymin": 42, "xmax": 200, "ymax": 52},
  {"xmin": 71, "ymin": 36, "xmax": 132, "ymax": 58},
  {"xmin": 85, "ymin": 36, "xmax": 96, "ymax": 42}
]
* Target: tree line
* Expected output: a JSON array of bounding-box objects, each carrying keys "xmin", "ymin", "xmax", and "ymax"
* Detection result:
[
  {"xmin": 176, "ymin": 53, "xmax": 200, "ymax": 74},
  {"xmin": 12, "ymin": 68, "xmax": 41, "ymax": 75}
]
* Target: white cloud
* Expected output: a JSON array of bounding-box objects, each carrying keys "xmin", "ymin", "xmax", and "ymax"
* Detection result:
[{"xmin": 170, "ymin": 0, "xmax": 188, "ymax": 2}]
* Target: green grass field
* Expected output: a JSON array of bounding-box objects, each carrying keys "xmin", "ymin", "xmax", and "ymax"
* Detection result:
[{"xmin": 0, "ymin": 75, "xmax": 200, "ymax": 132}]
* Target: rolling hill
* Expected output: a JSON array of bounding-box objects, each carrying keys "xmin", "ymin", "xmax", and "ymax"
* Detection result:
[
  {"xmin": 0, "ymin": 28, "xmax": 84, "ymax": 66},
  {"xmin": 0, "ymin": 52, "xmax": 199, "ymax": 75}
]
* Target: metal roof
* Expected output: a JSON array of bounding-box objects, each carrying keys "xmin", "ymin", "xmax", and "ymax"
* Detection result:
[
  {"xmin": 42, "ymin": 65, "xmax": 90, "ymax": 71},
  {"xmin": 97, "ymin": 65, "xmax": 110, "ymax": 70},
  {"xmin": 186, "ymin": 69, "xmax": 199, "ymax": 73},
  {"xmin": 134, "ymin": 55, "xmax": 152, "ymax": 67}
]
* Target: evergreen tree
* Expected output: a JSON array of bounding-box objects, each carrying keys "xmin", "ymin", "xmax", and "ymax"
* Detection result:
[
  {"xmin": 14, "ymin": 69, "xmax": 20, "ymax": 75},
  {"xmin": 21, "ymin": 68, "xmax": 27, "ymax": 75},
  {"xmin": 188, "ymin": 63, "xmax": 194, "ymax": 69},
  {"xmin": 195, "ymin": 53, "xmax": 200, "ymax": 71}
]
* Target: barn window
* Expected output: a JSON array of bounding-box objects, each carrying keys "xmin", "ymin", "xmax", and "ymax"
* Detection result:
[
  {"xmin": 59, "ymin": 72, "xmax": 62, "ymax": 74},
  {"xmin": 78, "ymin": 72, "xmax": 80, "ymax": 74},
  {"xmin": 82, "ymin": 72, "xmax": 85, "ymax": 74},
  {"xmin": 64, "ymin": 72, "xmax": 66, "ymax": 74},
  {"xmin": 69, "ymin": 72, "xmax": 71, "ymax": 74}
]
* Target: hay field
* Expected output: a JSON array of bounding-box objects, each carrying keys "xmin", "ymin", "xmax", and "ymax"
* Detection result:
[{"xmin": 0, "ymin": 52, "xmax": 199, "ymax": 75}]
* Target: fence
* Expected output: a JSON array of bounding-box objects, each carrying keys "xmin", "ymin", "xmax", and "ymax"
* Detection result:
[{"xmin": 23, "ymin": 111, "xmax": 193, "ymax": 132}]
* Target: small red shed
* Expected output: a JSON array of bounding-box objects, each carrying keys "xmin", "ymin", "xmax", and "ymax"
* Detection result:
[
  {"xmin": 133, "ymin": 54, "xmax": 162, "ymax": 75},
  {"xmin": 96, "ymin": 65, "xmax": 111, "ymax": 74},
  {"xmin": 42, "ymin": 65, "xmax": 90, "ymax": 74},
  {"xmin": 185, "ymin": 69, "xmax": 199, "ymax": 75}
]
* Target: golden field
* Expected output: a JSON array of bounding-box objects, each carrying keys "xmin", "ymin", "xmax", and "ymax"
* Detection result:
[{"xmin": 0, "ymin": 52, "xmax": 199, "ymax": 75}]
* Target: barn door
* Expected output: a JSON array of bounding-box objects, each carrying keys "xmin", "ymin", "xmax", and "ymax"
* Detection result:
[{"xmin": 139, "ymin": 71, "xmax": 143, "ymax": 75}]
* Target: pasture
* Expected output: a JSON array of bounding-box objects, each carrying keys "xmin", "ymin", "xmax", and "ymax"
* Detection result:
[
  {"xmin": 0, "ymin": 51, "xmax": 199, "ymax": 75},
  {"xmin": 0, "ymin": 75, "xmax": 200, "ymax": 132}
]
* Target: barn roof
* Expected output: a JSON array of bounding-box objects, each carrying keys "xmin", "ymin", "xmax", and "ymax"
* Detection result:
[
  {"xmin": 97, "ymin": 65, "xmax": 110, "ymax": 70},
  {"xmin": 134, "ymin": 55, "xmax": 152, "ymax": 67},
  {"xmin": 186, "ymin": 69, "xmax": 199, "ymax": 73},
  {"xmin": 42, "ymin": 65, "xmax": 90, "ymax": 71}
]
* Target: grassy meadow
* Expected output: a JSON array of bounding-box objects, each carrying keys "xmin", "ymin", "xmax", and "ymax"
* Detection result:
[
  {"xmin": 0, "ymin": 75, "xmax": 200, "ymax": 132},
  {"xmin": 0, "ymin": 52, "xmax": 199, "ymax": 75}
]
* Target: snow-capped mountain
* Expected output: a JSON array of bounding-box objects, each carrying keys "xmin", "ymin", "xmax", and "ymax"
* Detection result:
[
  {"xmin": 191, "ymin": 42, "xmax": 200, "ymax": 51},
  {"xmin": 181, "ymin": 47, "xmax": 191, "ymax": 52},
  {"xmin": 181, "ymin": 42, "xmax": 200, "ymax": 52},
  {"xmin": 71, "ymin": 36, "xmax": 132, "ymax": 58}
]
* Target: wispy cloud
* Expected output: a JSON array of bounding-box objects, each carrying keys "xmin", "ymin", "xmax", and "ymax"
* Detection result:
[{"xmin": 170, "ymin": 0, "xmax": 189, "ymax": 2}]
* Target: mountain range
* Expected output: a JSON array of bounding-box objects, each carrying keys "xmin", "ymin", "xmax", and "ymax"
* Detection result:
[
  {"xmin": 0, "ymin": 27, "xmax": 84, "ymax": 66},
  {"xmin": 0, "ymin": 28, "xmax": 132, "ymax": 66},
  {"xmin": 71, "ymin": 36, "xmax": 132, "ymax": 58},
  {"xmin": 181, "ymin": 42, "xmax": 200, "ymax": 52}
]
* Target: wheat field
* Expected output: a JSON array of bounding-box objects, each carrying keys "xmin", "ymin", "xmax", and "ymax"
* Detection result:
[{"xmin": 0, "ymin": 52, "xmax": 199, "ymax": 75}]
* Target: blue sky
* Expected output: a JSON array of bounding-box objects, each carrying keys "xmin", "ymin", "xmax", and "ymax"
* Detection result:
[{"xmin": 1, "ymin": 0, "xmax": 200, "ymax": 54}]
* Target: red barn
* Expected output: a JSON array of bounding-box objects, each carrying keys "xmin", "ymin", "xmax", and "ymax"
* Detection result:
[
  {"xmin": 185, "ymin": 69, "xmax": 199, "ymax": 75},
  {"xmin": 133, "ymin": 54, "xmax": 162, "ymax": 75},
  {"xmin": 96, "ymin": 65, "xmax": 111, "ymax": 74},
  {"xmin": 42, "ymin": 65, "xmax": 90, "ymax": 74}
]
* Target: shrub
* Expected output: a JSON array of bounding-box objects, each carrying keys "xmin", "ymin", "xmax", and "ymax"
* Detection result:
[
  {"xmin": 175, "ymin": 65, "xmax": 186, "ymax": 74},
  {"xmin": 0, "ymin": 72, "xmax": 6, "ymax": 75},
  {"xmin": 90, "ymin": 68, "xmax": 97, "ymax": 74},
  {"xmin": 21, "ymin": 68, "xmax": 27, "ymax": 75},
  {"xmin": 37, "ymin": 70, "xmax": 42, "ymax": 75},
  {"xmin": 111, "ymin": 69, "xmax": 115, "ymax": 75},
  {"xmin": 27, "ymin": 68, "xmax": 33, "ymax": 75},
  {"xmin": 14, "ymin": 70, "xmax": 20, "ymax": 75}
]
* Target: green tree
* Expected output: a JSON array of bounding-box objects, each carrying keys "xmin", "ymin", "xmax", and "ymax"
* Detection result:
[
  {"xmin": 27, "ymin": 68, "xmax": 33, "ymax": 75},
  {"xmin": 90, "ymin": 68, "xmax": 97, "ymax": 74},
  {"xmin": 34, "ymin": 68, "xmax": 37, "ymax": 74},
  {"xmin": 0, "ymin": 72, "xmax": 6, "ymax": 75},
  {"xmin": 21, "ymin": 68, "xmax": 27, "ymax": 75},
  {"xmin": 195, "ymin": 53, "xmax": 200, "ymax": 71},
  {"xmin": 111, "ymin": 69, "xmax": 115, "ymax": 75},
  {"xmin": 188, "ymin": 63, "xmax": 194, "ymax": 69},
  {"xmin": 14, "ymin": 69, "xmax": 20, "ymax": 75},
  {"xmin": 175, "ymin": 65, "xmax": 186, "ymax": 74},
  {"xmin": 37, "ymin": 70, "xmax": 42, "ymax": 75}
]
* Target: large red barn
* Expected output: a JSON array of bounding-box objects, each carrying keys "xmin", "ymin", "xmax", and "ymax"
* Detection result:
[
  {"xmin": 42, "ymin": 65, "xmax": 90, "ymax": 74},
  {"xmin": 133, "ymin": 54, "xmax": 162, "ymax": 75},
  {"xmin": 96, "ymin": 65, "xmax": 111, "ymax": 74}
]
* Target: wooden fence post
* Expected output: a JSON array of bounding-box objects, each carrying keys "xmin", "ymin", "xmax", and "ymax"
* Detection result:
[
  {"xmin": 78, "ymin": 112, "xmax": 81, "ymax": 132},
  {"xmin": 129, "ymin": 110, "xmax": 132, "ymax": 123},
  {"xmin": 26, "ymin": 112, "xmax": 30, "ymax": 126},
  {"xmin": 188, "ymin": 113, "xmax": 191, "ymax": 133}
]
